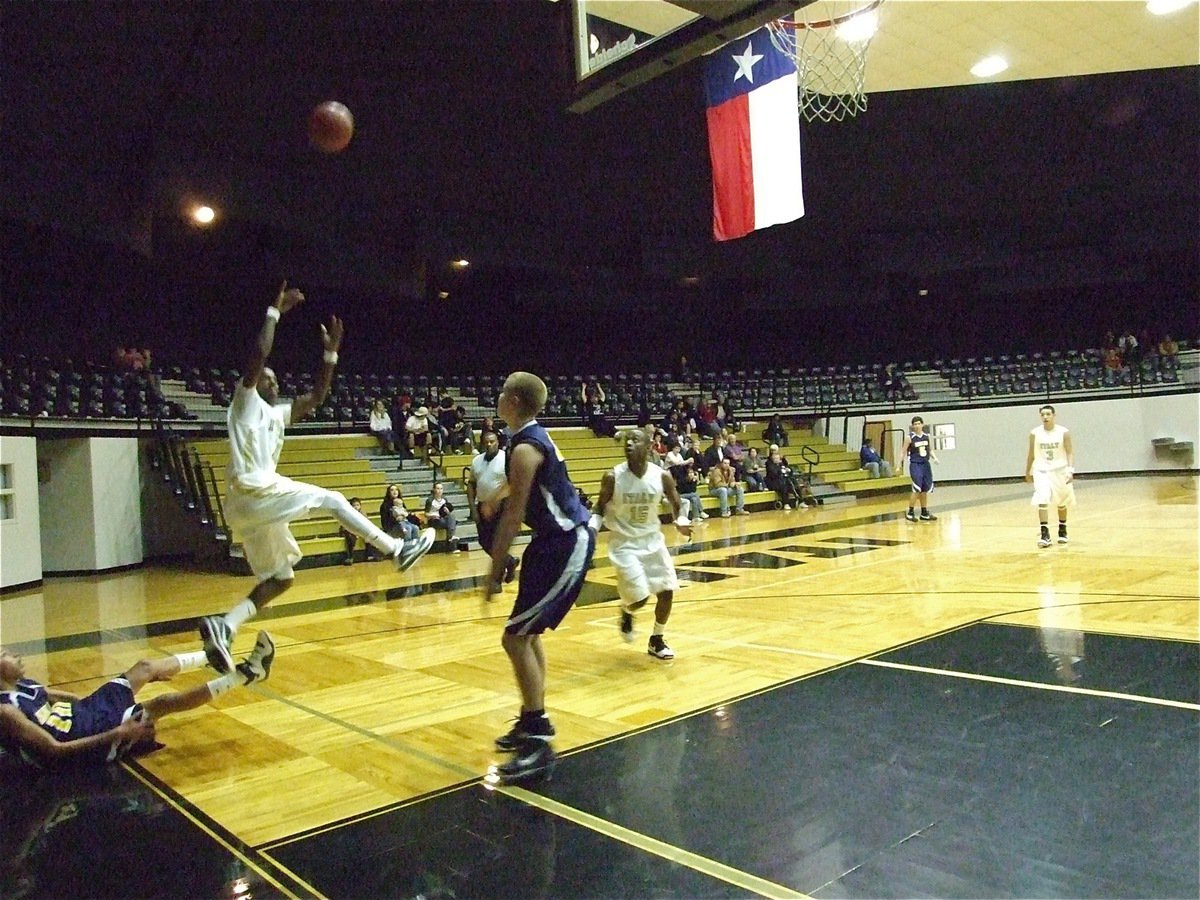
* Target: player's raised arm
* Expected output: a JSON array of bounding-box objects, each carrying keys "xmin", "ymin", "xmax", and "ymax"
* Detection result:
[
  {"xmin": 291, "ymin": 316, "xmax": 344, "ymax": 423},
  {"xmin": 243, "ymin": 281, "xmax": 304, "ymax": 389},
  {"xmin": 592, "ymin": 471, "xmax": 616, "ymax": 522}
]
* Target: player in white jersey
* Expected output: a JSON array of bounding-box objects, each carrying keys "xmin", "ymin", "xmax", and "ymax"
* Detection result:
[
  {"xmin": 198, "ymin": 282, "xmax": 434, "ymax": 673},
  {"xmin": 592, "ymin": 428, "xmax": 692, "ymax": 659},
  {"xmin": 1025, "ymin": 404, "xmax": 1075, "ymax": 548}
]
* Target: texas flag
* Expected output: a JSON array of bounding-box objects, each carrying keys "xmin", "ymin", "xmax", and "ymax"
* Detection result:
[{"xmin": 704, "ymin": 27, "xmax": 804, "ymax": 242}]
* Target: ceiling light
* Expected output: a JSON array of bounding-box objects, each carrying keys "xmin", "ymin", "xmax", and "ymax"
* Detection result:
[
  {"xmin": 970, "ymin": 55, "xmax": 1009, "ymax": 78},
  {"xmin": 835, "ymin": 9, "xmax": 879, "ymax": 43},
  {"xmin": 191, "ymin": 205, "xmax": 215, "ymax": 225},
  {"xmin": 452, "ymin": 258, "xmax": 470, "ymax": 268},
  {"xmin": 1146, "ymin": 0, "xmax": 1196, "ymax": 14}
]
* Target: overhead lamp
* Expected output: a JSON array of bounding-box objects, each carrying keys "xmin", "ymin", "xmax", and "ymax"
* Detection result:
[
  {"xmin": 190, "ymin": 205, "xmax": 215, "ymax": 225},
  {"xmin": 451, "ymin": 258, "xmax": 470, "ymax": 269},
  {"xmin": 1146, "ymin": 0, "xmax": 1196, "ymax": 14},
  {"xmin": 835, "ymin": 9, "xmax": 879, "ymax": 43},
  {"xmin": 970, "ymin": 55, "xmax": 1009, "ymax": 78}
]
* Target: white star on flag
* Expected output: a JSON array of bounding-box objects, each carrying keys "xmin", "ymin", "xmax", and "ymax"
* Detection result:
[{"xmin": 731, "ymin": 40, "xmax": 763, "ymax": 83}]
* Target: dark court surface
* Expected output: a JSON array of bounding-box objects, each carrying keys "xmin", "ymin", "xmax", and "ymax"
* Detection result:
[{"xmin": 3, "ymin": 623, "xmax": 1196, "ymax": 898}]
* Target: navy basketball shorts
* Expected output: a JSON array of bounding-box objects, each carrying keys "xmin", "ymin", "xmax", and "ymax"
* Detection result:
[{"xmin": 505, "ymin": 525, "xmax": 595, "ymax": 636}]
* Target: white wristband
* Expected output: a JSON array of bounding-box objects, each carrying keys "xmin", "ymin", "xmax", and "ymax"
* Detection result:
[
  {"xmin": 265, "ymin": 306, "xmax": 281, "ymax": 322},
  {"xmin": 588, "ymin": 513, "xmax": 602, "ymax": 533},
  {"xmin": 323, "ymin": 350, "xmax": 338, "ymax": 364}
]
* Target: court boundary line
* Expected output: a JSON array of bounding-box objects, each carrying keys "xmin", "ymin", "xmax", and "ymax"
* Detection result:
[
  {"xmin": 500, "ymin": 784, "xmax": 813, "ymax": 900},
  {"xmin": 859, "ymin": 658, "xmax": 1200, "ymax": 710}
]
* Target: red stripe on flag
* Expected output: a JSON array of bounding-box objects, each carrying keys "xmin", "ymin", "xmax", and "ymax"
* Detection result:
[{"xmin": 706, "ymin": 94, "xmax": 754, "ymax": 242}]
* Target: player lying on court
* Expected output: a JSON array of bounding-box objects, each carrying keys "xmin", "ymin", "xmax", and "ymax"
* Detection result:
[
  {"xmin": 199, "ymin": 282, "xmax": 435, "ymax": 673},
  {"xmin": 0, "ymin": 636, "xmax": 274, "ymax": 766},
  {"xmin": 593, "ymin": 427, "xmax": 692, "ymax": 660}
]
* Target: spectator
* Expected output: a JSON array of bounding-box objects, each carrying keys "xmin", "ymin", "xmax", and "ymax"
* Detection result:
[
  {"xmin": 1117, "ymin": 328, "xmax": 1139, "ymax": 364},
  {"xmin": 763, "ymin": 414, "xmax": 789, "ymax": 448},
  {"xmin": 664, "ymin": 437, "xmax": 705, "ymax": 524},
  {"xmin": 1158, "ymin": 334, "xmax": 1179, "ymax": 358},
  {"xmin": 369, "ymin": 398, "xmax": 399, "ymax": 455},
  {"xmin": 859, "ymin": 437, "xmax": 894, "ymax": 479},
  {"xmin": 695, "ymin": 397, "xmax": 720, "ymax": 438},
  {"xmin": 700, "ymin": 434, "xmax": 727, "ymax": 475},
  {"xmin": 581, "ymin": 380, "xmax": 616, "ymax": 438},
  {"xmin": 881, "ymin": 363, "xmax": 903, "ymax": 402},
  {"xmin": 435, "ymin": 396, "xmax": 457, "ymax": 452},
  {"xmin": 448, "ymin": 405, "xmax": 475, "ymax": 455},
  {"xmin": 406, "ymin": 404, "xmax": 432, "ymax": 461},
  {"xmin": 340, "ymin": 497, "xmax": 373, "ymax": 564},
  {"xmin": 380, "ymin": 483, "xmax": 420, "ymax": 542},
  {"xmin": 724, "ymin": 431, "xmax": 746, "ymax": 476},
  {"xmin": 707, "ymin": 457, "xmax": 748, "ymax": 517},
  {"xmin": 766, "ymin": 444, "xmax": 813, "ymax": 510},
  {"xmin": 742, "ymin": 446, "xmax": 767, "ymax": 492},
  {"xmin": 425, "ymin": 482, "xmax": 460, "ymax": 551}
]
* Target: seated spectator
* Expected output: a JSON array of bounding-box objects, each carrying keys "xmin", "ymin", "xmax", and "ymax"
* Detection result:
[
  {"xmin": 700, "ymin": 434, "xmax": 727, "ymax": 475},
  {"xmin": 369, "ymin": 399, "xmax": 399, "ymax": 455},
  {"xmin": 741, "ymin": 446, "xmax": 767, "ymax": 492},
  {"xmin": 650, "ymin": 426, "xmax": 669, "ymax": 464},
  {"xmin": 1117, "ymin": 328, "xmax": 1140, "ymax": 364},
  {"xmin": 766, "ymin": 444, "xmax": 814, "ymax": 510},
  {"xmin": 406, "ymin": 405, "xmax": 432, "ymax": 461},
  {"xmin": 1159, "ymin": 334, "xmax": 1179, "ymax": 358},
  {"xmin": 859, "ymin": 437, "xmax": 894, "ymax": 479},
  {"xmin": 448, "ymin": 405, "xmax": 474, "ymax": 455},
  {"xmin": 340, "ymin": 497, "xmax": 367, "ymax": 564},
  {"xmin": 581, "ymin": 380, "xmax": 616, "ymax": 438},
  {"xmin": 708, "ymin": 457, "xmax": 748, "ymax": 517},
  {"xmin": 763, "ymin": 414, "xmax": 789, "ymax": 448},
  {"xmin": 380, "ymin": 483, "xmax": 420, "ymax": 542},
  {"xmin": 435, "ymin": 397, "xmax": 457, "ymax": 452},
  {"xmin": 695, "ymin": 397, "xmax": 720, "ymax": 438},
  {"xmin": 425, "ymin": 482, "xmax": 460, "ymax": 551},
  {"xmin": 724, "ymin": 432, "xmax": 746, "ymax": 476},
  {"xmin": 1102, "ymin": 346, "xmax": 1123, "ymax": 372},
  {"xmin": 665, "ymin": 437, "xmax": 705, "ymax": 524},
  {"xmin": 881, "ymin": 363, "xmax": 903, "ymax": 402}
]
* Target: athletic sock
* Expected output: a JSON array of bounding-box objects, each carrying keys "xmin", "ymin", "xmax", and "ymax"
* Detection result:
[
  {"xmin": 173, "ymin": 651, "xmax": 208, "ymax": 673},
  {"xmin": 652, "ymin": 621, "xmax": 666, "ymax": 637},
  {"xmin": 223, "ymin": 598, "xmax": 257, "ymax": 633},
  {"xmin": 206, "ymin": 671, "xmax": 244, "ymax": 699}
]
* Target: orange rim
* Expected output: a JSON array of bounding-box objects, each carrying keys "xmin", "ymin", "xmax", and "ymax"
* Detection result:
[{"xmin": 774, "ymin": 0, "xmax": 884, "ymax": 30}]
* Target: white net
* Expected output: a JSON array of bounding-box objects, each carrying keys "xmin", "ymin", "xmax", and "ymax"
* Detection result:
[{"xmin": 767, "ymin": 0, "xmax": 883, "ymax": 123}]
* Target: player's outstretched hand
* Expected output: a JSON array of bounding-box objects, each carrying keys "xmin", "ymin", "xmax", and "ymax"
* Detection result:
[
  {"xmin": 321, "ymin": 315, "xmax": 344, "ymax": 353},
  {"xmin": 274, "ymin": 280, "xmax": 305, "ymax": 315}
]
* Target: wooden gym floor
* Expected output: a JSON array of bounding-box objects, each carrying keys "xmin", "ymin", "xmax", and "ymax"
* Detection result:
[{"xmin": 1, "ymin": 474, "xmax": 1196, "ymax": 898}]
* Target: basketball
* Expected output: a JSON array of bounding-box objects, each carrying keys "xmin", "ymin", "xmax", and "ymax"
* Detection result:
[{"xmin": 308, "ymin": 101, "xmax": 354, "ymax": 154}]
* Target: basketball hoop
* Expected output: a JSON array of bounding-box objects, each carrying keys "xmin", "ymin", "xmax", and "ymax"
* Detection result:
[{"xmin": 768, "ymin": 0, "xmax": 884, "ymax": 123}]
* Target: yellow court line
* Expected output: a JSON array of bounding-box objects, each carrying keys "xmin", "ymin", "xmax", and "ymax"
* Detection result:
[
  {"xmin": 860, "ymin": 658, "xmax": 1200, "ymax": 711},
  {"xmin": 123, "ymin": 764, "xmax": 318, "ymax": 900},
  {"xmin": 501, "ymin": 785, "xmax": 813, "ymax": 900}
]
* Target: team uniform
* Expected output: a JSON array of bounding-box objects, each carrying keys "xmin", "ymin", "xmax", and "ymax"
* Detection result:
[
  {"xmin": 1, "ymin": 678, "xmax": 142, "ymax": 765},
  {"xmin": 605, "ymin": 461, "xmax": 678, "ymax": 604},
  {"xmin": 1029, "ymin": 424, "xmax": 1075, "ymax": 508},
  {"xmin": 906, "ymin": 430, "xmax": 935, "ymax": 494},
  {"xmin": 505, "ymin": 421, "xmax": 595, "ymax": 635},
  {"xmin": 223, "ymin": 384, "xmax": 398, "ymax": 580}
]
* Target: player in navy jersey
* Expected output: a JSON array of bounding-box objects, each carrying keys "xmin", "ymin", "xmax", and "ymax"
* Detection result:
[
  {"xmin": 900, "ymin": 415, "xmax": 940, "ymax": 521},
  {"xmin": 0, "ymin": 638, "xmax": 273, "ymax": 767},
  {"xmin": 484, "ymin": 372, "xmax": 595, "ymax": 784}
]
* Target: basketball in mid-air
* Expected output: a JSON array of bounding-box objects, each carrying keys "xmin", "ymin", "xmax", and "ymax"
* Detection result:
[{"xmin": 308, "ymin": 101, "xmax": 354, "ymax": 154}]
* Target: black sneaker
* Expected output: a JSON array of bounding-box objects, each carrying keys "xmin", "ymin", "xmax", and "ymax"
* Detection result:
[
  {"xmin": 503, "ymin": 555, "xmax": 520, "ymax": 584},
  {"xmin": 647, "ymin": 636, "xmax": 675, "ymax": 660},
  {"xmin": 619, "ymin": 610, "xmax": 634, "ymax": 643},
  {"xmin": 1057, "ymin": 525, "xmax": 1068, "ymax": 544},
  {"xmin": 236, "ymin": 631, "xmax": 276, "ymax": 685},
  {"xmin": 905, "ymin": 510, "xmax": 917, "ymax": 522},
  {"xmin": 920, "ymin": 511, "xmax": 937, "ymax": 521},
  {"xmin": 496, "ymin": 741, "xmax": 556, "ymax": 785},
  {"xmin": 1038, "ymin": 529, "xmax": 1052, "ymax": 548},
  {"xmin": 199, "ymin": 616, "xmax": 234, "ymax": 674},
  {"xmin": 495, "ymin": 716, "xmax": 555, "ymax": 752}
]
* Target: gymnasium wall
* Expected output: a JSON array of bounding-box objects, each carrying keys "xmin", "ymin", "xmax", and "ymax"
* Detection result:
[
  {"xmin": 837, "ymin": 392, "xmax": 1199, "ymax": 481},
  {"xmin": 0, "ymin": 436, "xmax": 42, "ymax": 590}
]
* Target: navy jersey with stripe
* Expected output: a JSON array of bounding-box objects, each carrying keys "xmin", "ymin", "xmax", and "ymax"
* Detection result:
[
  {"xmin": 907, "ymin": 431, "xmax": 933, "ymax": 464},
  {"xmin": 2, "ymin": 679, "xmax": 97, "ymax": 745},
  {"xmin": 507, "ymin": 421, "xmax": 589, "ymax": 536}
]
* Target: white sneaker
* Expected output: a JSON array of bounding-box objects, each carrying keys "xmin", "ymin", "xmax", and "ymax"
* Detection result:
[
  {"xmin": 699, "ymin": 512, "xmax": 709, "ymax": 520},
  {"xmin": 721, "ymin": 510, "xmax": 732, "ymax": 518},
  {"xmin": 236, "ymin": 631, "xmax": 276, "ymax": 684},
  {"xmin": 394, "ymin": 528, "xmax": 436, "ymax": 571}
]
